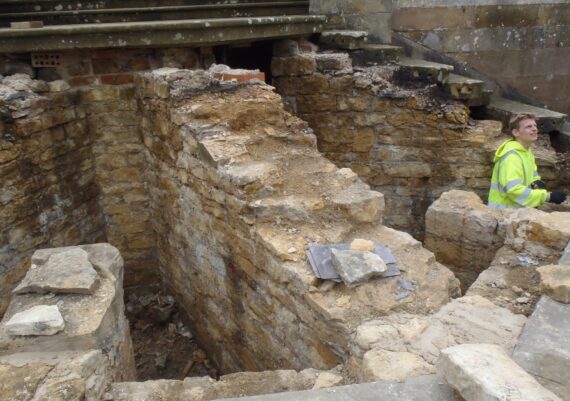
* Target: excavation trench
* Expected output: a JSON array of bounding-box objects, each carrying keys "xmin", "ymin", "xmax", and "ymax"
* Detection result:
[{"xmin": 2, "ymin": 47, "xmax": 570, "ymax": 400}]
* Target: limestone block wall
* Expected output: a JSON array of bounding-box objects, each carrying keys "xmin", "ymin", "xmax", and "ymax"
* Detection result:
[
  {"xmin": 0, "ymin": 75, "xmax": 106, "ymax": 315},
  {"xmin": 272, "ymin": 53, "xmax": 515, "ymax": 238},
  {"xmin": 136, "ymin": 68, "xmax": 459, "ymax": 373},
  {"xmin": 80, "ymin": 86, "xmax": 157, "ymax": 286},
  {"xmin": 392, "ymin": 0, "xmax": 570, "ymax": 115}
]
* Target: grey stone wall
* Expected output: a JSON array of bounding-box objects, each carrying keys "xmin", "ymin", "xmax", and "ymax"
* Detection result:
[{"xmin": 392, "ymin": 0, "xmax": 570, "ymax": 115}]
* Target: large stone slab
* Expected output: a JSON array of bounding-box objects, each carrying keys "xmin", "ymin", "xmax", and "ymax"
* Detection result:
[
  {"xmin": 331, "ymin": 249, "xmax": 387, "ymax": 287},
  {"xmin": 513, "ymin": 296, "xmax": 570, "ymax": 400},
  {"xmin": 5, "ymin": 305, "xmax": 64, "ymax": 336},
  {"xmin": 559, "ymin": 241, "xmax": 570, "ymax": 266},
  {"xmin": 538, "ymin": 265, "xmax": 570, "ymax": 303},
  {"xmin": 211, "ymin": 375, "xmax": 459, "ymax": 401},
  {"xmin": 438, "ymin": 343, "xmax": 561, "ymax": 401},
  {"xmin": 14, "ymin": 248, "xmax": 100, "ymax": 295}
]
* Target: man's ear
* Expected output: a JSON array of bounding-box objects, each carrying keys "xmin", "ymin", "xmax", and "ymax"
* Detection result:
[{"xmin": 511, "ymin": 128, "xmax": 519, "ymax": 138}]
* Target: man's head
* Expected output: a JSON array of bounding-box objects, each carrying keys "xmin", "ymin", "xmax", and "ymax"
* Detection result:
[{"xmin": 509, "ymin": 113, "xmax": 538, "ymax": 149}]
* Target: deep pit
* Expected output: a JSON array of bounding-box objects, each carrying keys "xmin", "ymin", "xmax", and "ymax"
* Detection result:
[{"xmin": 1, "ymin": 40, "xmax": 570, "ymax": 401}]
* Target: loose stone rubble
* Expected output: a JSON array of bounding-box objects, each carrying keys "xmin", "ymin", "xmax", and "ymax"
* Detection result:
[
  {"xmin": 330, "ymin": 249, "xmax": 387, "ymax": 287},
  {"xmin": 537, "ymin": 265, "xmax": 570, "ymax": 303}
]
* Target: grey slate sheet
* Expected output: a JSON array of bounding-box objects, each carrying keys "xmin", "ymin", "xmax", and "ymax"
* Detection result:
[{"xmin": 306, "ymin": 243, "xmax": 400, "ymax": 282}]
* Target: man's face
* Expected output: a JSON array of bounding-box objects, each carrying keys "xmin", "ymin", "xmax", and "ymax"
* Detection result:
[{"xmin": 512, "ymin": 118, "xmax": 538, "ymax": 149}]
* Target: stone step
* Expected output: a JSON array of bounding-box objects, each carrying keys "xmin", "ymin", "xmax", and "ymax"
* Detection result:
[
  {"xmin": 395, "ymin": 57, "xmax": 454, "ymax": 85},
  {"xmin": 0, "ymin": 0, "xmax": 296, "ymax": 13},
  {"xmin": 444, "ymin": 73, "xmax": 487, "ymax": 107},
  {"xmin": 0, "ymin": 14, "xmax": 329, "ymax": 52},
  {"xmin": 319, "ymin": 29, "xmax": 368, "ymax": 50},
  {"xmin": 0, "ymin": 1, "xmax": 309, "ymax": 26},
  {"xmin": 351, "ymin": 44, "xmax": 401, "ymax": 66},
  {"xmin": 485, "ymin": 97, "xmax": 567, "ymax": 133}
]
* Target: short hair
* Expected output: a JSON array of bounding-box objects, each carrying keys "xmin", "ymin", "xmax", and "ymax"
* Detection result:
[{"xmin": 509, "ymin": 113, "xmax": 536, "ymax": 132}]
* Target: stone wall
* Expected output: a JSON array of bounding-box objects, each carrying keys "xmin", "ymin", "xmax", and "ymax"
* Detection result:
[
  {"xmin": 80, "ymin": 86, "xmax": 157, "ymax": 286},
  {"xmin": 310, "ymin": 0, "xmax": 393, "ymax": 43},
  {"xmin": 136, "ymin": 67, "xmax": 459, "ymax": 373},
  {"xmin": 1, "ymin": 47, "xmax": 208, "ymax": 88},
  {"xmin": 0, "ymin": 75, "xmax": 106, "ymax": 315},
  {"xmin": 392, "ymin": 0, "xmax": 570, "ymax": 115},
  {"xmin": 271, "ymin": 52, "xmax": 552, "ymax": 238}
]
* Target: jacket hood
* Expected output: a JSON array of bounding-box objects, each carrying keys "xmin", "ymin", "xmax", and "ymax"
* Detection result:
[{"xmin": 494, "ymin": 139, "xmax": 528, "ymax": 162}]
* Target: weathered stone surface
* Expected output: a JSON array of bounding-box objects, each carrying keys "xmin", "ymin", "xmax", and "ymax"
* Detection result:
[
  {"xmin": 0, "ymin": 245, "xmax": 135, "ymax": 382},
  {"xmin": 111, "ymin": 368, "xmax": 341, "ymax": 401},
  {"xmin": 438, "ymin": 343, "xmax": 561, "ymax": 401},
  {"xmin": 314, "ymin": 53, "xmax": 352, "ymax": 72},
  {"xmin": 271, "ymin": 55, "xmax": 316, "ymax": 77},
  {"xmin": 116, "ymin": 375, "xmax": 459, "ymax": 401},
  {"xmin": 409, "ymin": 295, "xmax": 526, "ymax": 364},
  {"xmin": 560, "ymin": 241, "xmax": 570, "ymax": 266},
  {"xmin": 425, "ymin": 190, "xmax": 503, "ymax": 287},
  {"xmin": 362, "ymin": 349, "xmax": 432, "ymax": 382},
  {"xmin": 5, "ymin": 305, "xmax": 64, "ymax": 336},
  {"xmin": 330, "ymin": 184, "xmax": 384, "ymax": 223},
  {"xmin": 331, "ymin": 249, "xmax": 387, "ymax": 287},
  {"xmin": 0, "ymin": 350, "xmax": 109, "ymax": 401},
  {"xmin": 319, "ymin": 30, "xmax": 368, "ymax": 50},
  {"xmin": 527, "ymin": 212, "xmax": 570, "ymax": 251},
  {"xmin": 14, "ymin": 248, "xmax": 100, "ymax": 295},
  {"xmin": 513, "ymin": 296, "xmax": 570, "ymax": 401},
  {"xmin": 537, "ymin": 265, "xmax": 570, "ymax": 303}
]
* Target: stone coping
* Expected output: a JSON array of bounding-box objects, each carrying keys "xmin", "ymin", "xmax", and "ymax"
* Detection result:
[
  {"xmin": 0, "ymin": 1, "xmax": 308, "ymax": 17},
  {"xmin": 0, "ymin": 14, "xmax": 330, "ymax": 52}
]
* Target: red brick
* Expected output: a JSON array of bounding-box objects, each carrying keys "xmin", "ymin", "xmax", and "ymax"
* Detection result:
[
  {"xmin": 100, "ymin": 74, "xmax": 134, "ymax": 85},
  {"xmin": 213, "ymin": 71, "xmax": 265, "ymax": 83},
  {"xmin": 68, "ymin": 75, "xmax": 98, "ymax": 87}
]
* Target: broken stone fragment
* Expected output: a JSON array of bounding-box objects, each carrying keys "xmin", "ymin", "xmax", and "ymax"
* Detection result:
[
  {"xmin": 559, "ymin": 241, "xmax": 570, "ymax": 266},
  {"xmin": 14, "ymin": 247, "xmax": 99, "ymax": 295},
  {"xmin": 350, "ymin": 238, "xmax": 375, "ymax": 252},
  {"xmin": 331, "ymin": 249, "xmax": 387, "ymax": 287},
  {"xmin": 537, "ymin": 265, "xmax": 570, "ymax": 303},
  {"xmin": 330, "ymin": 184, "xmax": 384, "ymax": 224},
  {"xmin": 5, "ymin": 305, "xmax": 65, "ymax": 336},
  {"xmin": 362, "ymin": 349, "xmax": 433, "ymax": 382},
  {"xmin": 438, "ymin": 343, "xmax": 561, "ymax": 401}
]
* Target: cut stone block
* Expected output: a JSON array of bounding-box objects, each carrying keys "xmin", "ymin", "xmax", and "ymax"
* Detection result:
[
  {"xmin": 331, "ymin": 249, "xmax": 387, "ymax": 287},
  {"xmin": 5, "ymin": 305, "xmax": 64, "ymax": 336},
  {"xmin": 14, "ymin": 247, "xmax": 100, "ymax": 295},
  {"xmin": 396, "ymin": 57, "xmax": 454, "ymax": 85},
  {"xmin": 537, "ymin": 265, "xmax": 570, "ymax": 303},
  {"xmin": 314, "ymin": 53, "xmax": 352, "ymax": 72},
  {"xmin": 362, "ymin": 349, "xmax": 432, "ymax": 382},
  {"xmin": 330, "ymin": 184, "xmax": 384, "ymax": 223},
  {"xmin": 444, "ymin": 74, "xmax": 486, "ymax": 106},
  {"xmin": 319, "ymin": 30, "xmax": 368, "ymax": 50},
  {"xmin": 513, "ymin": 296, "xmax": 570, "ymax": 401},
  {"xmin": 438, "ymin": 343, "xmax": 561, "ymax": 401},
  {"xmin": 221, "ymin": 161, "xmax": 279, "ymax": 188},
  {"xmin": 197, "ymin": 136, "xmax": 249, "ymax": 167},
  {"xmin": 486, "ymin": 97, "xmax": 567, "ymax": 133},
  {"xmin": 351, "ymin": 44, "xmax": 401, "ymax": 66},
  {"xmin": 527, "ymin": 212, "xmax": 570, "ymax": 251}
]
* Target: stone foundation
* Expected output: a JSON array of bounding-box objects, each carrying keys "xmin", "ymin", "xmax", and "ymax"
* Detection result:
[{"xmin": 135, "ymin": 68, "xmax": 459, "ymax": 372}]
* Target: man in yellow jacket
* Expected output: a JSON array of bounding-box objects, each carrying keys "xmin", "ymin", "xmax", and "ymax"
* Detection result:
[{"xmin": 488, "ymin": 113, "xmax": 567, "ymax": 209}]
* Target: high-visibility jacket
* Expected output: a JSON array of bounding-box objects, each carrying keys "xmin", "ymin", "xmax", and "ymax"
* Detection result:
[{"xmin": 488, "ymin": 139, "xmax": 548, "ymax": 208}]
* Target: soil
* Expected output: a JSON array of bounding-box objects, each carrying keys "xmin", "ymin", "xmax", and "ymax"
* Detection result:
[{"xmin": 125, "ymin": 287, "xmax": 218, "ymax": 381}]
